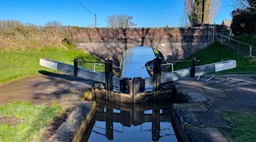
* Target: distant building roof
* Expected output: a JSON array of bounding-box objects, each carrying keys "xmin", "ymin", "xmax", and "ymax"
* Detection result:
[{"xmin": 222, "ymin": 20, "xmax": 232, "ymax": 27}]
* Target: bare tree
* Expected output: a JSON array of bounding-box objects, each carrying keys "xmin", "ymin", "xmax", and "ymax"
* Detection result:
[
  {"xmin": 232, "ymin": 0, "xmax": 256, "ymax": 9},
  {"xmin": 184, "ymin": 0, "xmax": 221, "ymax": 26},
  {"xmin": 45, "ymin": 21, "xmax": 63, "ymax": 29},
  {"xmin": 0, "ymin": 20, "xmax": 23, "ymax": 31},
  {"xmin": 106, "ymin": 14, "xmax": 136, "ymax": 28},
  {"xmin": 232, "ymin": 0, "xmax": 249, "ymax": 8},
  {"xmin": 180, "ymin": 10, "xmax": 191, "ymax": 27},
  {"xmin": 0, "ymin": 20, "xmax": 70, "ymax": 49},
  {"xmin": 44, "ymin": 21, "xmax": 67, "ymax": 39}
]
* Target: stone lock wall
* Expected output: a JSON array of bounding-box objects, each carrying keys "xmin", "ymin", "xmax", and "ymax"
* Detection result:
[{"xmin": 71, "ymin": 27, "xmax": 215, "ymax": 63}]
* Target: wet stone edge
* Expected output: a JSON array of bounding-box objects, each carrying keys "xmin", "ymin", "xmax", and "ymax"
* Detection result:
[
  {"xmin": 171, "ymin": 85, "xmax": 228, "ymax": 142},
  {"xmin": 49, "ymin": 101, "xmax": 96, "ymax": 142}
]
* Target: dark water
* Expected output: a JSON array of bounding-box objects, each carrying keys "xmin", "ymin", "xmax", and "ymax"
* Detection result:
[
  {"xmin": 84, "ymin": 101, "xmax": 178, "ymax": 142},
  {"xmin": 122, "ymin": 46, "xmax": 156, "ymax": 78}
]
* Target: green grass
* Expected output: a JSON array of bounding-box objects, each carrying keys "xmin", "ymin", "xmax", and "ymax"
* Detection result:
[
  {"xmin": 0, "ymin": 46, "xmax": 104, "ymax": 83},
  {"xmin": 0, "ymin": 102, "xmax": 62, "ymax": 142},
  {"xmin": 0, "ymin": 45, "xmax": 104, "ymax": 141},
  {"xmin": 235, "ymin": 34, "xmax": 256, "ymax": 47},
  {"xmin": 222, "ymin": 112, "xmax": 256, "ymax": 142},
  {"xmin": 174, "ymin": 43, "xmax": 256, "ymax": 74}
]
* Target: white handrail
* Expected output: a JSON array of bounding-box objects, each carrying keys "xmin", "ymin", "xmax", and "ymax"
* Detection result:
[
  {"xmin": 216, "ymin": 33, "xmax": 253, "ymax": 47},
  {"xmin": 216, "ymin": 33, "xmax": 254, "ymax": 57},
  {"xmin": 161, "ymin": 63, "xmax": 174, "ymax": 72}
]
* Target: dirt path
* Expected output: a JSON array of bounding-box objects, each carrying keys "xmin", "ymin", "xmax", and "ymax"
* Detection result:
[{"xmin": 0, "ymin": 72, "xmax": 93, "ymax": 108}]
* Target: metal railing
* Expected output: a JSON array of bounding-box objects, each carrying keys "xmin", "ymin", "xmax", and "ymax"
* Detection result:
[
  {"xmin": 93, "ymin": 63, "xmax": 105, "ymax": 72},
  {"xmin": 161, "ymin": 59, "xmax": 200, "ymax": 73},
  {"xmin": 72, "ymin": 58, "xmax": 105, "ymax": 76},
  {"xmin": 161, "ymin": 63, "xmax": 174, "ymax": 72},
  {"xmin": 215, "ymin": 33, "xmax": 255, "ymax": 58}
]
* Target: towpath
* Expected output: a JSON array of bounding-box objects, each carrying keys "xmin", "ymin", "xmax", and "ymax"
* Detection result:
[
  {"xmin": 0, "ymin": 72, "xmax": 93, "ymax": 108},
  {"xmin": 173, "ymin": 74, "xmax": 256, "ymax": 141}
]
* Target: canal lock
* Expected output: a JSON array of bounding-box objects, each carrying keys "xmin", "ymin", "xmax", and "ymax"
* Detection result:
[{"xmin": 80, "ymin": 46, "xmax": 183, "ymax": 141}]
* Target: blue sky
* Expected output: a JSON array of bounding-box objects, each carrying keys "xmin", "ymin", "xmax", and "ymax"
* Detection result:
[{"xmin": 0, "ymin": 0, "xmax": 234, "ymax": 27}]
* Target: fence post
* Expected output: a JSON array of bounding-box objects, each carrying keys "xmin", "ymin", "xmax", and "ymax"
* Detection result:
[
  {"xmin": 228, "ymin": 36, "xmax": 231, "ymax": 46},
  {"xmin": 250, "ymin": 46, "xmax": 252, "ymax": 57},
  {"xmin": 212, "ymin": 26, "xmax": 215, "ymax": 43},
  {"xmin": 73, "ymin": 58, "xmax": 78, "ymax": 77},
  {"xmin": 170, "ymin": 63, "xmax": 174, "ymax": 72},
  {"xmin": 153, "ymin": 57, "xmax": 162, "ymax": 101},
  {"xmin": 190, "ymin": 58, "xmax": 196, "ymax": 78},
  {"xmin": 221, "ymin": 35, "xmax": 223, "ymax": 44},
  {"xmin": 105, "ymin": 58, "xmax": 113, "ymax": 100},
  {"xmin": 237, "ymin": 42, "xmax": 240, "ymax": 55}
]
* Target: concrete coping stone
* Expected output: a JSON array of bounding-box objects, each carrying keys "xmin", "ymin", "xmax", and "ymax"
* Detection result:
[
  {"xmin": 186, "ymin": 127, "xmax": 227, "ymax": 142},
  {"xmin": 180, "ymin": 89, "xmax": 208, "ymax": 103},
  {"xmin": 49, "ymin": 101, "xmax": 96, "ymax": 142},
  {"xmin": 173, "ymin": 83, "xmax": 228, "ymax": 142},
  {"xmin": 185, "ymin": 91, "xmax": 208, "ymax": 103},
  {"xmin": 173, "ymin": 103, "xmax": 208, "ymax": 112},
  {"xmin": 172, "ymin": 104, "xmax": 207, "ymax": 131}
]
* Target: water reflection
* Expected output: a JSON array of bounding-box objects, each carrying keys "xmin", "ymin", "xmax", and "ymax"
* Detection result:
[
  {"xmin": 84, "ymin": 101, "xmax": 178, "ymax": 142},
  {"xmin": 122, "ymin": 46, "xmax": 156, "ymax": 78}
]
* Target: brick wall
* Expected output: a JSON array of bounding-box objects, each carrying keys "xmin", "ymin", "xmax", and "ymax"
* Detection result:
[{"xmin": 71, "ymin": 27, "xmax": 215, "ymax": 63}]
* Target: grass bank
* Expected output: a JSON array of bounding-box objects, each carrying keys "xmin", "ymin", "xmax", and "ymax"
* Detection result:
[
  {"xmin": 0, "ymin": 46, "xmax": 104, "ymax": 83},
  {"xmin": 0, "ymin": 45, "xmax": 102, "ymax": 141},
  {"xmin": 234, "ymin": 34, "xmax": 256, "ymax": 56},
  {"xmin": 222, "ymin": 112, "xmax": 256, "ymax": 142},
  {"xmin": 174, "ymin": 43, "xmax": 256, "ymax": 74},
  {"xmin": 235, "ymin": 34, "xmax": 256, "ymax": 47},
  {"xmin": 0, "ymin": 102, "xmax": 62, "ymax": 142}
]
